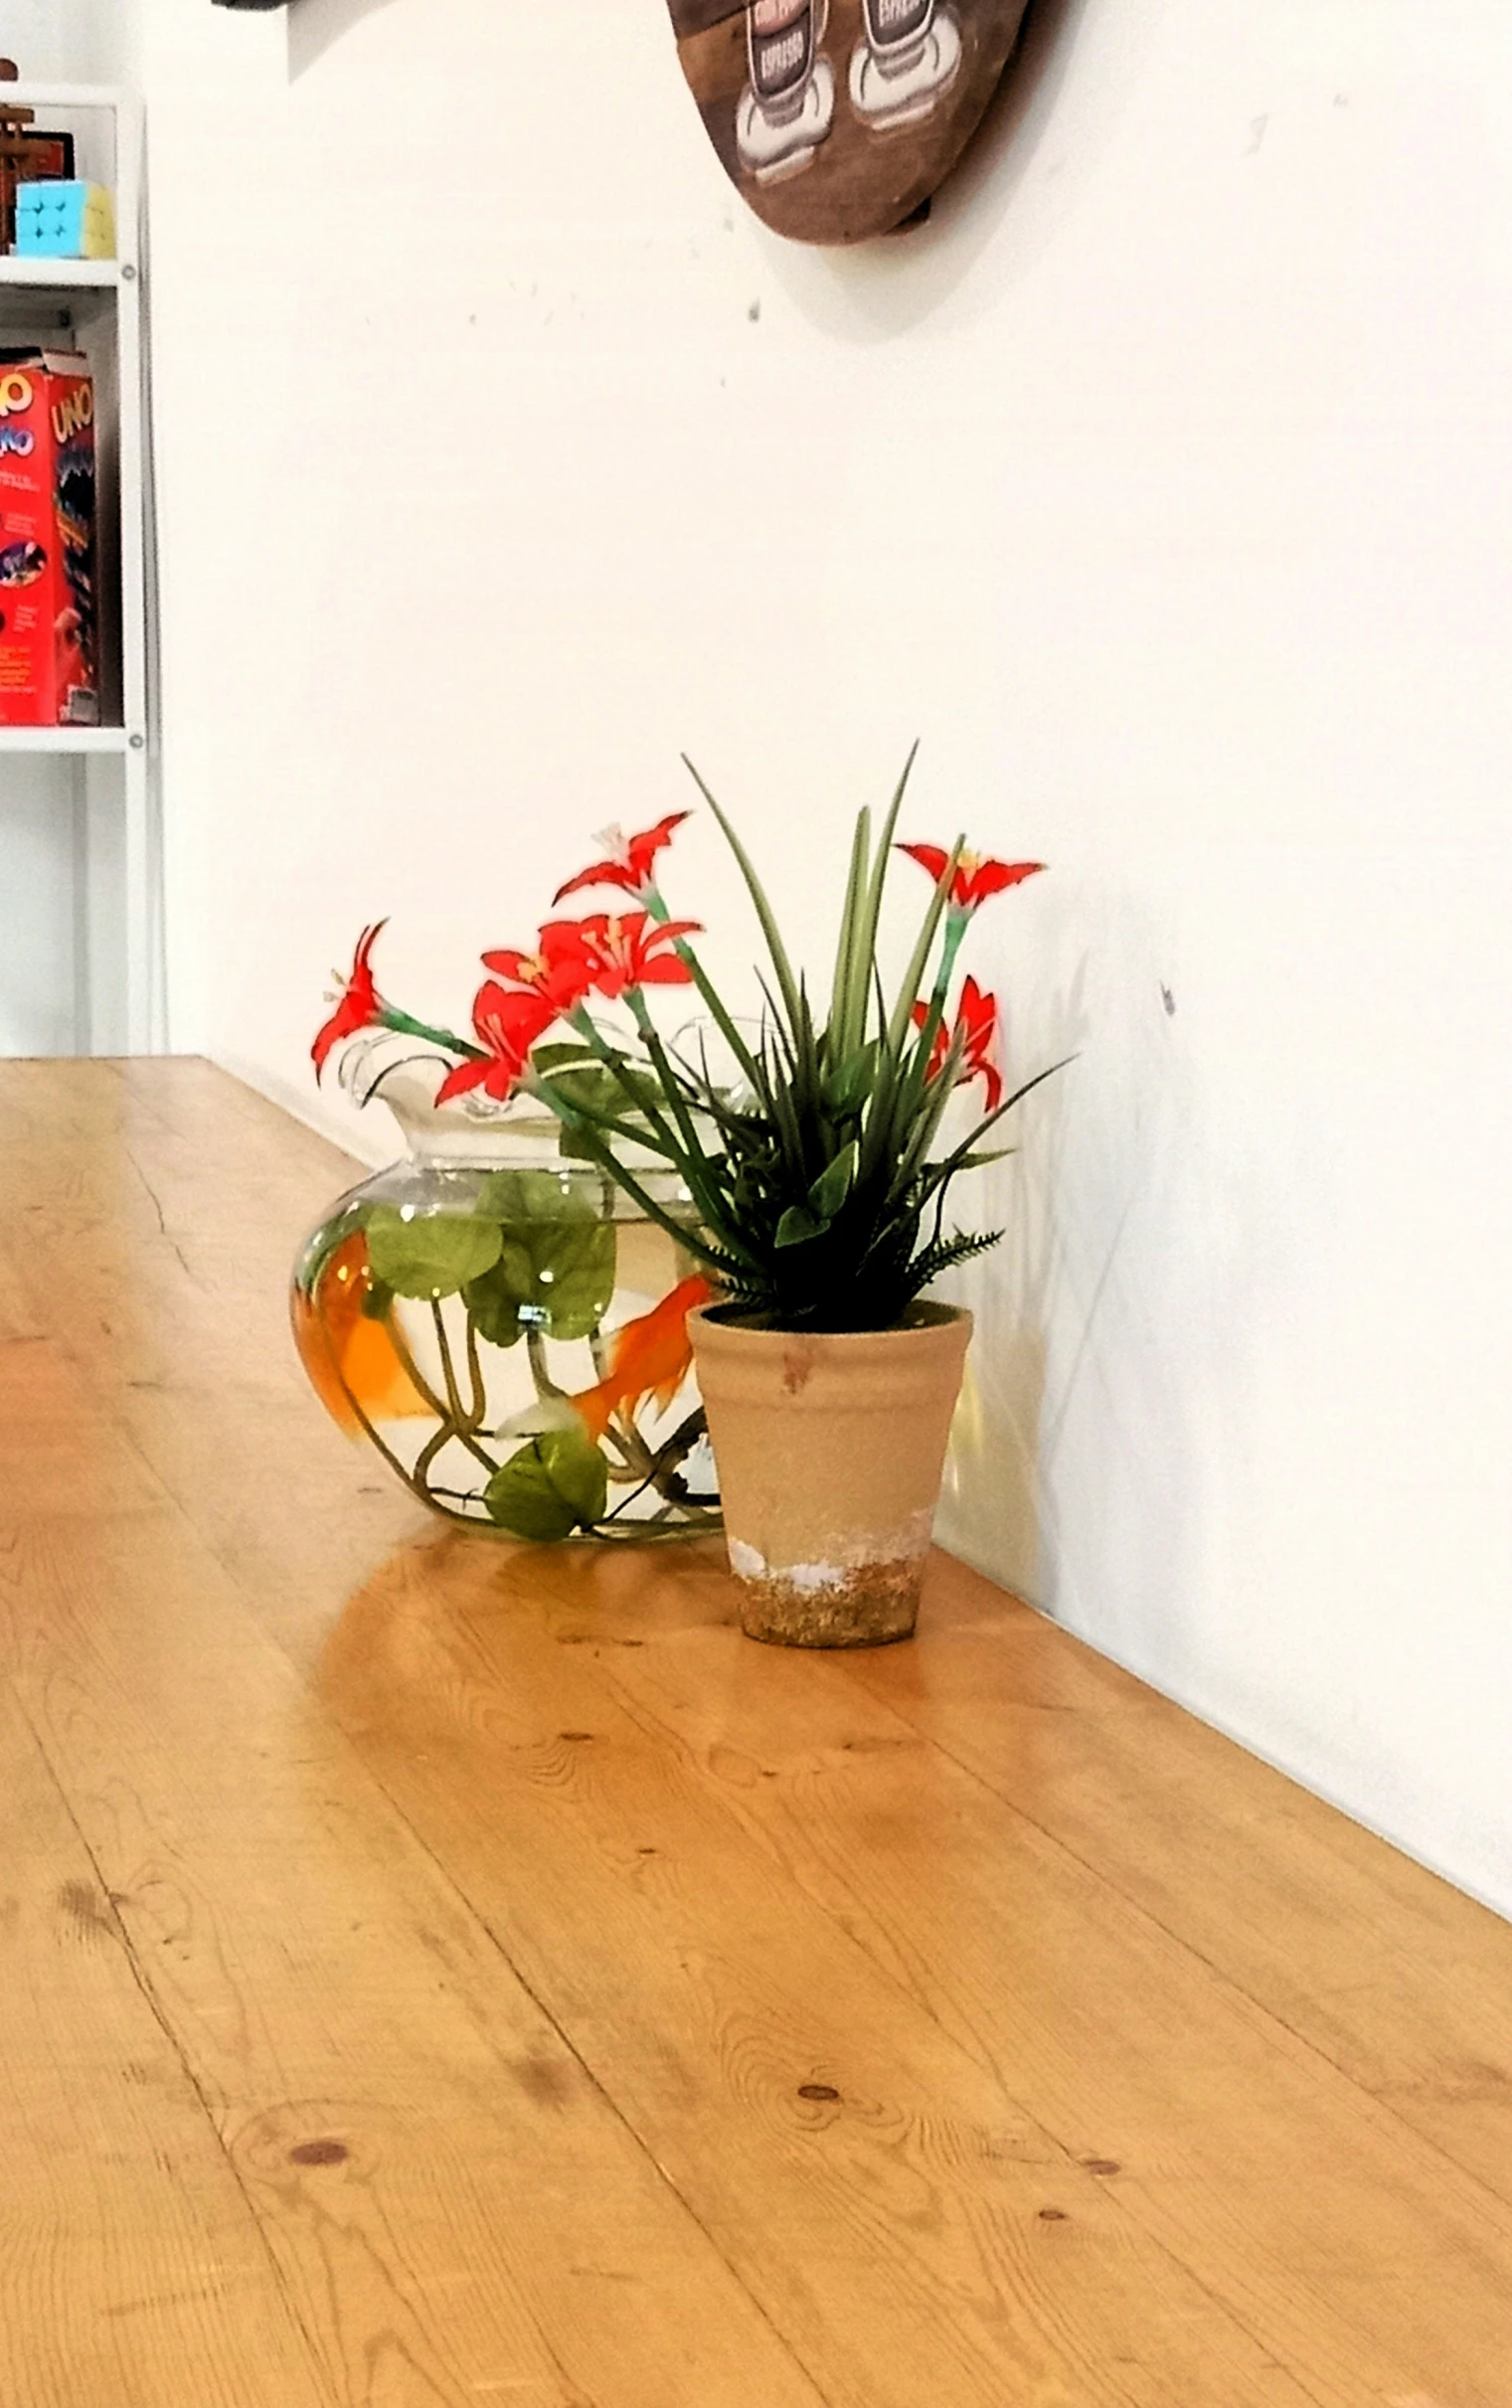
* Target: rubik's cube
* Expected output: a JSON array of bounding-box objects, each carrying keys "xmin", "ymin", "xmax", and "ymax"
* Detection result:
[{"xmin": 14, "ymin": 182, "xmax": 115, "ymax": 260}]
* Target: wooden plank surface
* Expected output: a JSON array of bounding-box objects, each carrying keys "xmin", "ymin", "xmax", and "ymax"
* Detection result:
[{"xmin": 2, "ymin": 1057, "xmax": 1511, "ymax": 2405}]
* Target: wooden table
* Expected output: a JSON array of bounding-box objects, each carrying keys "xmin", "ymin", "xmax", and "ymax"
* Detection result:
[{"xmin": 4, "ymin": 1059, "xmax": 1512, "ymax": 2406}]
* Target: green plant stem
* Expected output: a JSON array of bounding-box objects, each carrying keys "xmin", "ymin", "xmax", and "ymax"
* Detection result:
[
  {"xmin": 431, "ymin": 1297, "xmax": 471, "ymax": 1424},
  {"xmin": 412, "ymin": 1419, "xmax": 457, "ymax": 1494},
  {"xmin": 525, "ymin": 1327, "xmax": 567, "ymax": 1401},
  {"xmin": 427, "ymin": 1298, "xmax": 501, "ymax": 1478},
  {"xmin": 381, "ymin": 1310, "xmax": 452, "ymax": 1425},
  {"xmin": 585, "ymin": 1508, "xmax": 724, "ymax": 1544},
  {"xmin": 323, "ymin": 1344, "xmax": 462, "ymax": 1520},
  {"xmin": 673, "ymin": 942, "xmax": 770, "ymax": 1104},
  {"xmin": 525, "ymin": 1109, "xmax": 731, "ymax": 1276},
  {"xmin": 380, "ymin": 1006, "xmax": 485, "ymax": 1060},
  {"xmin": 883, "ymin": 832, "xmax": 964, "ymax": 1060},
  {"xmin": 464, "ymin": 1312, "xmax": 487, "ymax": 1427},
  {"xmin": 623, "ymin": 988, "xmax": 756, "ymax": 1258},
  {"xmin": 618, "ymin": 878, "xmax": 769, "ymax": 1110},
  {"xmin": 318, "ymin": 1266, "xmax": 497, "ymax": 1511}
]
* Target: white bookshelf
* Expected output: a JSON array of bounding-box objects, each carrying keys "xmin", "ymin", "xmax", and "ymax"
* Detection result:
[
  {"xmin": 0, "ymin": 256, "xmax": 122, "ymax": 287},
  {"xmin": 0, "ymin": 723, "xmax": 130, "ymax": 753},
  {"xmin": 0, "ymin": 86, "xmax": 158, "ymax": 1054}
]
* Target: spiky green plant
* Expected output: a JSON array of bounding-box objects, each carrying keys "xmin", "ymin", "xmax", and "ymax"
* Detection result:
[{"xmin": 528, "ymin": 754, "xmax": 1067, "ymax": 1333}]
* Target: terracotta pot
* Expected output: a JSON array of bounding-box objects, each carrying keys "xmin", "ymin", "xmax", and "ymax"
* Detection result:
[{"xmin": 688, "ymin": 1302, "xmax": 972, "ymax": 1647}]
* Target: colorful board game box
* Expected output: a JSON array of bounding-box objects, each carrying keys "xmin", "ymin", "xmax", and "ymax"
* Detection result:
[{"xmin": 0, "ymin": 349, "xmax": 99, "ymax": 727}]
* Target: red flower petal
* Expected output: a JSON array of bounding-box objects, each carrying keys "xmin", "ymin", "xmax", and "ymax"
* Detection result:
[
  {"xmin": 625, "ymin": 810, "xmax": 691, "ymax": 882},
  {"xmin": 957, "ymin": 974, "xmax": 997, "ymax": 1037},
  {"xmin": 962, "ymin": 860, "xmax": 1045, "ymax": 905},
  {"xmin": 473, "ymin": 982, "xmax": 558, "ymax": 1049},
  {"xmin": 899, "ymin": 842, "xmax": 951, "ymax": 884},
  {"xmin": 552, "ymin": 860, "xmax": 620, "ymax": 905},
  {"xmin": 434, "ymin": 1058, "xmax": 491, "ymax": 1105},
  {"xmin": 312, "ymin": 920, "xmax": 387, "ymax": 1079},
  {"xmin": 553, "ymin": 811, "xmax": 691, "ymax": 905}
]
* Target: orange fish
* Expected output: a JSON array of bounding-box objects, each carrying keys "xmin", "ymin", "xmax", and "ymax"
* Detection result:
[
  {"xmin": 572, "ymin": 1276, "xmax": 713, "ymax": 1442},
  {"xmin": 291, "ymin": 1229, "xmax": 432, "ymax": 1438}
]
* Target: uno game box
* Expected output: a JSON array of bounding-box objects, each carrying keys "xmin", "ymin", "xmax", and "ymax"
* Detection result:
[{"xmin": 0, "ymin": 349, "xmax": 99, "ymax": 727}]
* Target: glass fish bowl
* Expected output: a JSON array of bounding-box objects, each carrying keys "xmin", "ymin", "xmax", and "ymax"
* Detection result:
[{"xmin": 290, "ymin": 1038, "xmax": 720, "ymax": 1541}]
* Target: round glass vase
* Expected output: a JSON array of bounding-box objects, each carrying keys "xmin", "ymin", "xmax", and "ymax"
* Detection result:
[{"xmin": 289, "ymin": 1043, "xmax": 720, "ymax": 1542}]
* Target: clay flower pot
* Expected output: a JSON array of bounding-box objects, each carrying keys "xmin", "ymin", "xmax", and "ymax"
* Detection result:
[{"xmin": 689, "ymin": 1302, "xmax": 971, "ymax": 1646}]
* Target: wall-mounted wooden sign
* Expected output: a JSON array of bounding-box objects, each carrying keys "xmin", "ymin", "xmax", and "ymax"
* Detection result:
[{"xmin": 669, "ymin": 0, "xmax": 1031, "ymax": 245}]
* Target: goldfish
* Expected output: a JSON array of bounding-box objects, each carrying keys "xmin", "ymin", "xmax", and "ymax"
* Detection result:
[
  {"xmin": 291, "ymin": 1229, "xmax": 432, "ymax": 1438},
  {"xmin": 571, "ymin": 1276, "xmax": 713, "ymax": 1442}
]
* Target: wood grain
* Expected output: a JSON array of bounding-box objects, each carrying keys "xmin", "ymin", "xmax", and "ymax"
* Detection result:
[
  {"xmin": 3, "ymin": 1058, "xmax": 1512, "ymax": 2404},
  {"xmin": 0, "ymin": 1679, "xmax": 329, "ymax": 2408}
]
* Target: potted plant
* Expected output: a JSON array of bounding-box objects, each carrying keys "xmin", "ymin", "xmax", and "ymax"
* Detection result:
[{"xmin": 299, "ymin": 753, "xmax": 1061, "ymax": 1639}]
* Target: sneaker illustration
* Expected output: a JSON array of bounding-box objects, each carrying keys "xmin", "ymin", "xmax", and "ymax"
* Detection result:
[
  {"xmin": 737, "ymin": 0, "xmax": 836, "ymax": 182},
  {"xmin": 849, "ymin": 0, "xmax": 962, "ymax": 132}
]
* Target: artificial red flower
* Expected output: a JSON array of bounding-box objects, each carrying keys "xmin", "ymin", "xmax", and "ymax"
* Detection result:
[
  {"xmin": 575, "ymin": 911, "xmax": 702, "ymax": 999},
  {"xmin": 312, "ymin": 922, "xmax": 387, "ymax": 1080},
  {"xmin": 482, "ymin": 918, "xmax": 601, "ymax": 1012},
  {"xmin": 553, "ymin": 812, "xmax": 691, "ymax": 906},
  {"xmin": 899, "ymin": 843, "xmax": 1045, "ymax": 913},
  {"xmin": 434, "ymin": 982, "xmax": 558, "ymax": 1105},
  {"xmin": 913, "ymin": 976, "xmax": 1003, "ymax": 1111}
]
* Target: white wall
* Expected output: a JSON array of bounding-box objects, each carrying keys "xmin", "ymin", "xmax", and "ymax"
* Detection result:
[
  {"xmin": 141, "ymin": 0, "xmax": 1512, "ymax": 1913},
  {"xmin": 0, "ymin": 0, "xmax": 136, "ymax": 84}
]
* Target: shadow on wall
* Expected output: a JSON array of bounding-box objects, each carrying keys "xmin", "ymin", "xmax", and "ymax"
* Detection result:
[
  {"xmin": 932, "ymin": 876, "xmax": 1218, "ymax": 1672},
  {"xmin": 935, "ymin": 936, "xmax": 1090, "ymax": 1609},
  {"xmin": 288, "ymin": 0, "xmax": 400, "ymax": 78}
]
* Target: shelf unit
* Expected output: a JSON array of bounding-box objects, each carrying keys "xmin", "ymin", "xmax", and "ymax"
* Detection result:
[
  {"xmin": 0, "ymin": 723, "xmax": 130, "ymax": 753},
  {"xmin": 0, "ymin": 256, "xmax": 121, "ymax": 287},
  {"xmin": 0, "ymin": 86, "xmax": 157, "ymax": 1055}
]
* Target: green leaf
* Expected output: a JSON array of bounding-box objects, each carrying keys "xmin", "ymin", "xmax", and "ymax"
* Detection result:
[
  {"xmin": 829, "ymin": 806, "xmax": 871, "ymax": 1054},
  {"xmin": 883, "ymin": 830, "xmax": 963, "ymax": 1058},
  {"xmin": 359, "ymin": 1274, "xmax": 396, "ymax": 1322},
  {"xmin": 464, "ymin": 1218, "xmax": 617, "ymax": 1346},
  {"xmin": 826, "ymin": 1043, "xmax": 877, "ymax": 1117},
  {"xmin": 909, "ymin": 1228, "xmax": 1004, "ymax": 1288},
  {"xmin": 681, "ymin": 756, "xmax": 805, "ymax": 1037},
  {"xmin": 774, "ymin": 1204, "xmax": 822, "ymax": 1249},
  {"xmin": 807, "ymin": 1140, "xmax": 857, "ymax": 1223},
  {"xmin": 366, "ymin": 1207, "xmax": 503, "ymax": 1299},
  {"xmin": 846, "ymin": 744, "xmax": 917, "ymax": 1050},
  {"xmin": 484, "ymin": 1427, "xmax": 609, "ymax": 1540},
  {"xmin": 938, "ymin": 1147, "xmax": 1013, "ymax": 1174},
  {"xmin": 463, "ymin": 1249, "xmax": 530, "ymax": 1348},
  {"xmin": 473, "ymin": 1167, "xmax": 591, "ymax": 1224},
  {"xmin": 530, "ymin": 1042, "xmax": 599, "ymax": 1073}
]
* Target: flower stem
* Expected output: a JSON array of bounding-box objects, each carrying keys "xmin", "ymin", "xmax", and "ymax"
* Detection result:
[
  {"xmin": 427, "ymin": 1298, "xmax": 501, "ymax": 1478},
  {"xmin": 380, "ymin": 1006, "xmax": 486, "ymax": 1061}
]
